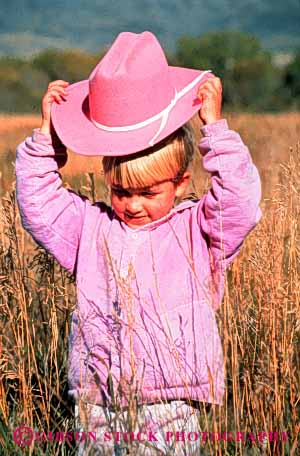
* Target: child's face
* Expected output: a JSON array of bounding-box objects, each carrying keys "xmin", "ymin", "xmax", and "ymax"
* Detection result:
[{"xmin": 111, "ymin": 173, "xmax": 190, "ymax": 228}]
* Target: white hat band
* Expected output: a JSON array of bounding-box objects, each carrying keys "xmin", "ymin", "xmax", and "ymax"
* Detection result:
[{"xmin": 91, "ymin": 70, "xmax": 211, "ymax": 146}]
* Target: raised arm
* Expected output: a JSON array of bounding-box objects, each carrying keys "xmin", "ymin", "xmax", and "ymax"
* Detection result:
[
  {"xmin": 198, "ymin": 119, "xmax": 262, "ymax": 269},
  {"xmin": 15, "ymin": 80, "xmax": 89, "ymax": 274},
  {"xmin": 16, "ymin": 129, "xmax": 89, "ymax": 275},
  {"xmin": 196, "ymin": 77, "xmax": 262, "ymax": 307}
]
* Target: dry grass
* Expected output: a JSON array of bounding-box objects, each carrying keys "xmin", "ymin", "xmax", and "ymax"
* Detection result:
[{"xmin": 0, "ymin": 114, "xmax": 300, "ymax": 454}]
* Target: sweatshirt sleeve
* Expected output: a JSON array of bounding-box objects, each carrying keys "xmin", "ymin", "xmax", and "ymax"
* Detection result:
[
  {"xmin": 197, "ymin": 119, "xmax": 262, "ymax": 302},
  {"xmin": 15, "ymin": 129, "xmax": 90, "ymax": 275}
]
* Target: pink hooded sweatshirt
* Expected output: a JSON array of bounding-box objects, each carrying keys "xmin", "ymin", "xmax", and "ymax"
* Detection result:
[{"xmin": 16, "ymin": 119, "xmax": 262, "ymax": 407}]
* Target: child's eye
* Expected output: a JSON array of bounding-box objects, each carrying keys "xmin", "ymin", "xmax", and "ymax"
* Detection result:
[
  {"xmin": 141, "ymin": 191, "xmax": 156, "ymax": 197},
  {"xmin": 112, "ymin": 188, "xmax": 129, "ymax": 197}
]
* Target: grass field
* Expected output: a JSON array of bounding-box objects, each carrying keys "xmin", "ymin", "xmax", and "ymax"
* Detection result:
[{"xmin": 0, "ymin": 113, "xmax": 300, "ymax": 455}]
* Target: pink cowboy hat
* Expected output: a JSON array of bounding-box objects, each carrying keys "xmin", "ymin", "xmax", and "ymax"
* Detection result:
[{"xmin": 51, "ymin": 31, "xmax": 213, "ymax": 156}]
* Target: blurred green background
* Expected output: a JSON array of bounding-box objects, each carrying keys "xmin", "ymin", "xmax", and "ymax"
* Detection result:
[
  {"xmin": 1, "ymin": 31, "xmax": 300, "ymax": 113},
  {"xmin": 0, "ymin": 0, "xmax": 299, "ymax": 113}
]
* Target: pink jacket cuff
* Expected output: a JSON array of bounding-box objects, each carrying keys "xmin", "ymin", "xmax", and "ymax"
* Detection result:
[{"xmin": 200, "ymin": 119, "xmax": 228, "ymax": 137}]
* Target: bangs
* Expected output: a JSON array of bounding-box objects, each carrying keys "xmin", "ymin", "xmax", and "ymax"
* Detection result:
[{"xmin": 103, "ymin": 136, "xmax": 184, "ymax": 189}]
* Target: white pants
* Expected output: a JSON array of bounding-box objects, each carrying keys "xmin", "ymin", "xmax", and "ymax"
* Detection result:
[{"xmin": 75, "ymin": 400, "xmax": 203, "ymax": 455}]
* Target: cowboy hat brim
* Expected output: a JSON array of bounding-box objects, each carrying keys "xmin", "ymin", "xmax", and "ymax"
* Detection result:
[{"xmin": 51, "ymin": 67, "xmax": 213, "ymax": 156}]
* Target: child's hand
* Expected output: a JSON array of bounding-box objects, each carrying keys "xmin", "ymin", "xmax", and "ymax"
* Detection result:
[
  {"xmin": 40, "ymin": 80, "xmax": 69, "ymax": 136},
  {"xmin": 197, "ymin": 76, "xmax": 222, "ymax": 125}
]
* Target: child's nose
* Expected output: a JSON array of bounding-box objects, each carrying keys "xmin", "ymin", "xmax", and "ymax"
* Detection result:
[{"xmin": 125, "ymin": 195, "xmax": 143, "ymax": 214}]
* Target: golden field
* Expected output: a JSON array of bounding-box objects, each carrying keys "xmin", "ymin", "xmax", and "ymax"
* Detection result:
[{"xmin": 0, "ymin": 113, "xmax": 300, "ymax": 455}]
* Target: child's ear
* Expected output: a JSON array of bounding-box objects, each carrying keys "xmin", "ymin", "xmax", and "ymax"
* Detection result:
[{"xmin": 174, "ymin": 171, "xmax": 191, "ymax": 198}]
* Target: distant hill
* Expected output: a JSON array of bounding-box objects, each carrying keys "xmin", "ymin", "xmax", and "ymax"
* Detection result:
[{"xmin": 1, "ymin": 0, "xmax": 299, "ymax": 57}]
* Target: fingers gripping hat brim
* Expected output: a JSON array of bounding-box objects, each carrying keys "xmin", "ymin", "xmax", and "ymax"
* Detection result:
[{"xmin": 51, "ymin": 67, "xmax": 213, "ymax": 157}]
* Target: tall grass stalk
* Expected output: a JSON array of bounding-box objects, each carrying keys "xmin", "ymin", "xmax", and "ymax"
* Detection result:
[{"xmin": 0, "ymin": 144, "xmax": 299, "ymax": 454}]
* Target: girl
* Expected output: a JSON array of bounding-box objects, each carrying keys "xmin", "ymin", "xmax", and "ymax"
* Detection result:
[{"xmin": 16, "ymin": 31, "xmax": 261, "ymax": 455}]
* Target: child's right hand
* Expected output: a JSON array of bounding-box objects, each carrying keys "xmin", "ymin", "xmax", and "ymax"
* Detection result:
[{"xmin": 40, "ymin": 80, "xmax": 69, "ymax": 136}]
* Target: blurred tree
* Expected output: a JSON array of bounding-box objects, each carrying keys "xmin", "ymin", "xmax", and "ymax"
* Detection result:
[
  {"xmin": 0, "ymin": 57, "xmax": 48, "ymax": 113},
  {"xmin": 173, "ymin": 31, "xmax": 280, "ymax": 111},
  {"xmin": 0, "ymin": 49, "xmax": 102, "ymax": 113},
  {"xmin": 227, "ymin": 54, "xmax": 278, "ymax": 110},
  {"xmin": 282, "ymin": 52, "xmax": 300, "ymax": 109},
  {"xmin": 32, "ymin": 48, "xmax": 100, "ymax": 83}
]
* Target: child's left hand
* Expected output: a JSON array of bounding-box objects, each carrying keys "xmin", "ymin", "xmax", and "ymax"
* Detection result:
[{"xmin": 197, "ymin": 76, "xmax": 222, "ymax": 125}]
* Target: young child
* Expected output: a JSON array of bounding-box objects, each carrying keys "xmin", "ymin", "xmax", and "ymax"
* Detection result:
[{"xmin": 16, "ymin": 31, "xmax": 262, "ymax": 455}]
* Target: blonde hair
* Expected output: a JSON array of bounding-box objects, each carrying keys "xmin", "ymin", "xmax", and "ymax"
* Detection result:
[{"xmin": 102, "ymin": 123, "xmax": 195, "ymax": 189}]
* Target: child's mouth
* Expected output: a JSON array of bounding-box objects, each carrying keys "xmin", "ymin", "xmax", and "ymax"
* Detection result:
[
  {"xmin": 125, "ymin": 214, "xmax": 148, "ymax": 224},
  {"xmin": 125, "ymin": 213, "xmax": 145, "ymax": 219}
]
